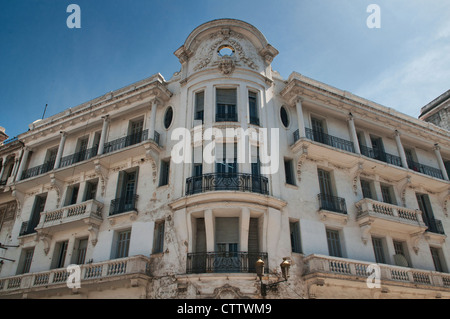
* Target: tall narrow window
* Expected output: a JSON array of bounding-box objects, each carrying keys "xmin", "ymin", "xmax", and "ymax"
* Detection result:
[
  {"xmin": 360, "ymin": 179, "xmax": 374, "ymax": 199},
  {"xmin": 216, "ymin": 88, "xmax": 237, "ymax": 122},
  {"xmin": 111, "ymin": 168, "xmax": 139, "ymax": 215},
  {"xmin": 430, "ymin": 247, "xmax": 445, "ymax": 273},
  {"xmin": 52, "ymin": 241, "xmax": 68, "ymax": 269},
  {"xmin": 18, "ymin": 248, "xmax": 34, "ymax": 274},
  {"xmin": 22, "ymin": 194, "xmax": 47, "ymax": 235},
  {"xmin": 417, "ymin": 193, "xmax": 439, "ymax": 233},
  {"xmin": 248, "ymin": 91, "xmax": 259, "ymax": 125},
  {"xmin": 115, "ymin": 229, "xmax": 131, "ymax": 259},
  {"xmin": 381, "ymin": 185, "xmax": 395, "ymax": 205},
  {"xmin": 128, "ymin": 119, "xmax": 144, "ymax": 146},
  {"xmin": 284, "ymin": 159, "xmax": 295, "ymax": 185},
  {"xmin": 216, "ymin": 143, "xmax": 237, "ymax": 174},
  {"xmin": 290, "ymin": 221, "xmax": 302, "ymax": 253},
  {"xmin": 311, "ymin": 117, "xmax": 325, "ymax": 143},
  {"xmin": 393, "ymin": 240, "xmax": 409, "ymax": 267},
  {"xmin": 65, "ymin": 184, "xmax": 79, "ymax": 206},
  {"xmin": 372, "ymin": 237, "xmax": 386, "ymax": 264},
  {"xmin": 44, "ymin": 148, "xmax": 58, "ymax": 173},
  {"xmin": 74, "ymin": 238, "xmax": 88, "ymax": 265},
  {"xmin": 326, "ymin": 229, "xmax": 342, "ymax": 257},
  {"xmin": 160, "ymin": 159, "xmax": 170, "ymax": 186},
  {"xmin": 153, "ymin": 221, "xmax": 165, "ymax": 254},
  {"xmin": 370, "ymin": 136, "xmax": 385, "ymax": 161},
  {"xmin": 194, "ymin": 91, "xmax": 204, "ymax": 123},
  {"xmin": 75, "ymin": 137, "xmax": 89, "ymax": 163},
  {"xmin": 84, "ymin": 180, "xmax": 98, "ymax": 201}
]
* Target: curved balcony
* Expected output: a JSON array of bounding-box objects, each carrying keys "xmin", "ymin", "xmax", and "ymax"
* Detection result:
[
  {"xmin": 186, "ymin": 251, "xmax": 268, "ymax": 274},
  {"xmin": 185, "ymin": 173, "xmax": 269, "ymax": 196}
]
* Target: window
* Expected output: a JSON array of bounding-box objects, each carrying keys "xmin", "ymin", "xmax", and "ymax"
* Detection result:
[
  {"xmin": 75, "ymin": 137, "xmax": 89, "ymax": 162},
  {"xmin": 430, "ymin": 247, "xmax": 446, "ymax": 273},
  {"xmin": 216, "ymin": 143, "xmax": 237, "ymax": 174},
  {"xmin": 160, "ymin": 159, "xmax": 170, "ymax": 186},
  {"xmin": 164, "ymin": 106, "xmax": 174, "ymax": 129},
  {"xmin": 393, "ymin": 240, "xmax": 410, "ymax": 267},
  {"xmin": 326, "ymin": 229, "xmax": 342, "ymax": 257},
  {"xmin": 290, "ymin": 221, "xmax": 302, "ymax": 253},
  {"xmin": 112, "ymin": 168, "xmax": 139, "ymax": 215},
  {"xmin": 370, "ymin": 136, "xmax": 385, "ymax": 161},
  {"xmin": 311, "ymin": 117, "xmax": 326, "ymax": 143},
  {"xmin": 360, "ymin": 179, "xmax": 374, "ymax": 200},
  {"xmin": 65, "ymin": 184, "xmax": 79, "ymax": 206},
  {"xmin": 194, "ymin": 91, "xmax": 204, "ymax": 123},
  {"xmin": 153, "ymin": 221, "xmax": 165, "ymax": 254},
  {"xmin": 115, "ymin": 229, "xmax": 131, "ymax": 259},
  {"xmin": 248, "ymin": 91, "xmax": 259, "ymax": 126},
  {"xmin": 381, "ymin": 185, "xmax": 395, "ymax": 205},
  {"xmin": 52, "ymin": 241, "xmax": 68, "ymax": 269},
  {"xmin": 84, "ymin": 179, "xmax": 98, "ymax": 201},
  {"xmin": 74, "ymin": 238, "xmax": 88, "ymax": 265},
  {"xmin": 416, "ymin": 193, "xmax": 437, "ymax": 232},
  {"xmin": 216, "ymin": 88, "xmax": 237, "ymax": 122},
  {"xmin": 284, "ymin": 159, "xmax": 295, "ymax": 185},
  {"xmin": 372, "ymin": 237, "xmax": 386, "ymax": 264},
  {"xmin": 44, "ymin": 148, "xmax": 58, "ymax": 172},
  {"xmin": 22, "ymin": 194, "xmax": 47, "ymax": 236},
  {"xmin": 18, "ymin": 247, "xmax": 35, "ymax": 274},
  {"xmin": 128, "ymin": 118, "xmax": 144, "ymax": 145},
  {"xmin": 280, "ymin": 106, "xmax": 289, "ymax": 128}
]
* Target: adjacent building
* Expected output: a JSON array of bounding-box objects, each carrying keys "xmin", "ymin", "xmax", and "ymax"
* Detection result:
[{"xmin": 0, "ymin": 19, "xmax": 449, "ymax": 299}]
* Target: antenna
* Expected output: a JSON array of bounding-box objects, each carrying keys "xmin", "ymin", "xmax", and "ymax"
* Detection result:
[{"xmin": 42, "ymin": 103, "xmax": 48, "ymax": 119}]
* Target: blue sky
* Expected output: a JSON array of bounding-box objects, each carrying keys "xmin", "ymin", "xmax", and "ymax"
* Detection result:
[{"xmin": 1, "ymin": 0, "xmax": 450, "ymax": 139}]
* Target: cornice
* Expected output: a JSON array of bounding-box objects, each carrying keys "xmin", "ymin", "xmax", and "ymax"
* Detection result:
[
  {"xmin": 18, "ymin": 74, "xmax": 172, "ymax": 144},
  {"xmin": 280, "ymin": 74, "xmax": 450, "ymax": 148}
]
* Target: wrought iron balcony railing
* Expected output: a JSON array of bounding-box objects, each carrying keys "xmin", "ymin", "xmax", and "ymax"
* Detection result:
[
  {"xmin": 59, "ymin": 146, "xmax": 99, "ymax": 168},
  {"xmin": 215, "ymin": 113, "xmax": 238, "ymax": 122},
  {"xmin": 318, "ymin": 193, "xmax": 347, "ymax": 214},
  {"xmin": 360, "ymin": 145, "xmax": 402, "ymax": 167},
  {"xmin": 425, "ymin": 218, "xmax": 445, "ymax": 235},
  {"xmin": 249, "ymin": 116, "xmax": 260, "ymax": 126},
  {"xmin": 109, "ymin": 195, "xmax": 139, "ymax": 216},
  {"xmin": 185, "ymin": 173, "xmax": 269, "ymax": 196},
  {"xmin": 186, "ymin": 251, "xmax": 268, "ymax": 274},
  {"xmin": 21, "ymin": 159, "xmax": 55, "ymax": 180},
  {"xmin": 103, "ymin": 130, "xmax": 149, "ymax": 154},
  {"xmin": 407, "ymin": 160, "xmax": 444, "ymax": 180},
  {"xmin": 305, "ymin": 128, "xmax": 355, "ymax": 153},
  {"xmin": 19, "ymin": 221, "xmax": 36, "ymax": 237}
]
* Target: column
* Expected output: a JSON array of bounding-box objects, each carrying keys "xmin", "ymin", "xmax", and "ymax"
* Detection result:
[
  {"xmin": 16, "ymin": 147, "xmax": 30, "ymax": 181},
  {"xmin": 240, "ymin": 207, "xmax": 250, "ymax": 252},
  {"xmin": 54, "ymin": 132, "xmax": 67, "ymax": 169},
  {"xmin": 434, "ymin": 144, "xmax": 449, "ymax": 181},
  {"xmin": 394, "ymin": 130, "xmax": 408, "ymax": 169},
  {"xmin": 97, "ymin": 115, "xmax": 109, "ymax": 155},
  {"xmin": 0, "ymin": 156, "xmax": 6, "ymax": 182},
  {"xmin": 347, "ymin": 113, "xmax": 361, "ymax": 154},
  {"xmin": 204, "ymin": 209, "xmax": 215, "ymax": 252},
  {"xmin": 296, "ymin": 98, "xmax": 306, "ymax": 138},
  {"xmin": 148, "ymin": 99, "xmax": 158, "ymax": 141}
]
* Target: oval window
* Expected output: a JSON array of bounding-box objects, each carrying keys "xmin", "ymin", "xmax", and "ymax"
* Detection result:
[
  {"xmin": 164, "ymin": 106, "xmax": 173, "ymax": 129},
  {"xmin": 280, "ymin": 106, "xmax": 290, "ymax": 128},
  {"xmin": 218, "ymin": 45, "xmax": 235, "ymax": 57}
]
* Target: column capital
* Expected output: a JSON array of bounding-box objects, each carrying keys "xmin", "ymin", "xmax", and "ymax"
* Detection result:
[
  {"xmin": 59, "ymin": 131, "xmax": 68, "ymax": 137},
  {"xmin": 295, "ymin": 97, "xmax": 304, "ymax": 105},
  {"xmin": 434, "ymin": 143, "xmax": 441, "ymax": 151},
  {"xmin": 101, "ymin": 114, "xmax": 110, "ymax": 122}
]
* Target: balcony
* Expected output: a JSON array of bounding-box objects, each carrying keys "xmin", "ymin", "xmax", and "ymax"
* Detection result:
[
  {"xmin": 0, "ymin": 255, "xmax": 151, "ymax": 297},
  {"xmin": 185, "ymin": 173, "xmax": 269, "ymax": 196},
  {"xmin": 59, "ymin": 146, "xmax": 98, "ymax": 168},
  {"xmin": 186, "ymin": 252, "xmax": 268, "ymax": 274},
  {"xmin": 425, "ymin": 218, "xmax": 445, "ymax": 235},
  {"xmin": 355, "ymin": 198, "xmax": 427, "ymax": 235},
  {"xmin": 215, "ymin": 113, "xmax": 238, "ymax": 122},
  {"xmin": 294, "ymin": 128, "xmax": 355, "ymax": 153},
  {"xmin": 303, "ymin": 254, "xmax": 450, "ymax": 292},
  {"xmin": 407, "ymin": 160, "xmax": 444, "ymax": 180},
  {"xmin": 35, "ymin": 199, "xmax": 103, "ymax": 233},
  {"xmin": 109, "ymin": 195, "xmax": 139, "ymax": 216},
  {"xmin": 318, "ymin": 193, "xmax": 347, "ymax": 214},
  {"xmin": 21, "ymin": 159, "xmax": 55, "ymax": 180},
  {"xmin": 360, "ymin": 145, "xmax": 402, "ymax": 167},
  {"xmin": 103, "ymin": 130, "xmax": 149, "ymax": 154}
]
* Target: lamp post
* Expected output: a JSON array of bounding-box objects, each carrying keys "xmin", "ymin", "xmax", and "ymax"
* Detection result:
[{"xmin": 255, "ymin": 257, "xmax": 291, "ymax": 297}]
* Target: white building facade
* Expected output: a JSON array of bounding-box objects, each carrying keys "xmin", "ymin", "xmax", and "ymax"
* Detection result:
[{"xmin": 0, "ymin": 19, "xmax": 450, "ymax": 299}]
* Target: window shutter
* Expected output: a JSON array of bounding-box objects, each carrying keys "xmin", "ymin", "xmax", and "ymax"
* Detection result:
[{"xmin": 216, "ymin": 89, "xmax": 236, "ymax": 105}]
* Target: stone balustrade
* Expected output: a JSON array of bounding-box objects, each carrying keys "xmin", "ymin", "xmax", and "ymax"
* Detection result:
[
  {"xmin": 303, "ymin": 254, "xmax": 450, "ymax": 289},
  {"xmin": 0, "ymin": 255, "xmax": 152, "ymax": 294},
  {"xmin": 36, "ymin": 199, "xmax": 104, "ymax": 230},
  {"xmin": 356, "ymin": 198, "xmax": 424, "ymax": 224}
]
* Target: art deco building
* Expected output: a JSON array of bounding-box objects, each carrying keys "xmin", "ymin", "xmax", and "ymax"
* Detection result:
[{"xmin": 0, "ymin": 19, "xmax": 449, "ymax": 299}]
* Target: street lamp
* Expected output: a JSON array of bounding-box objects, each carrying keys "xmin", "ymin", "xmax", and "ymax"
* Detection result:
[{"xmin": 255, "ymin": 257, "xmax": 291, "ymax": 297}]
